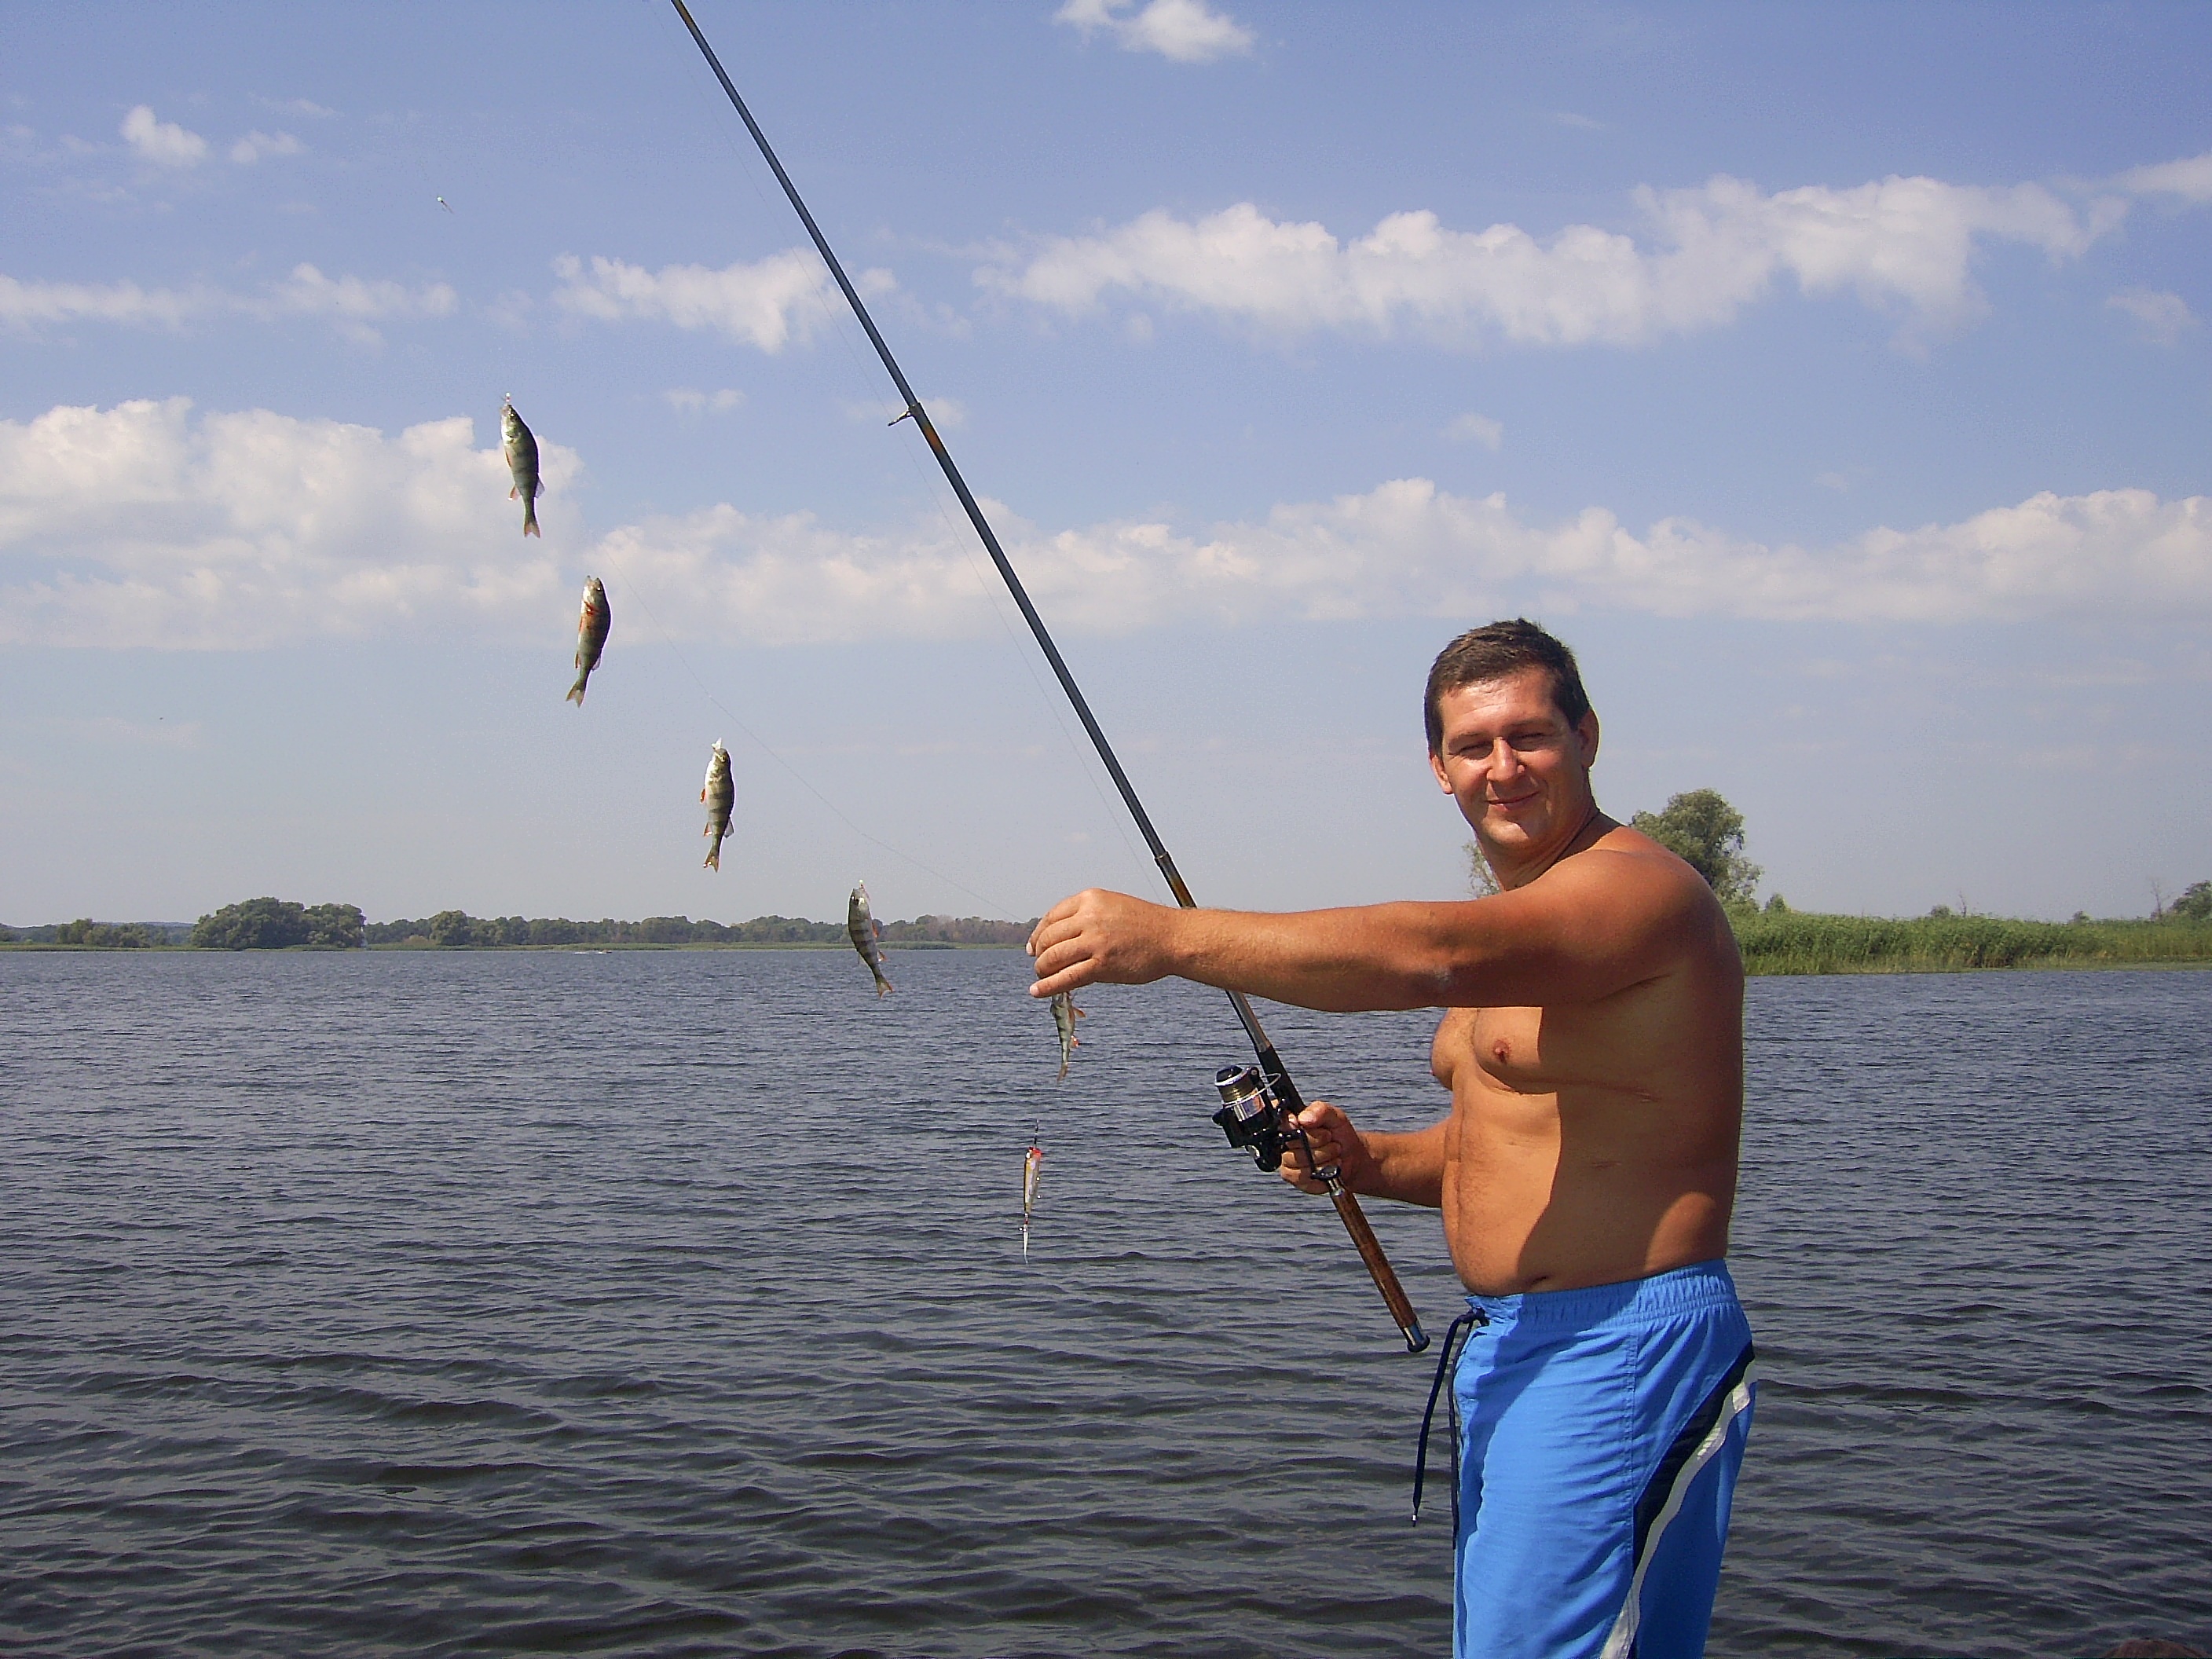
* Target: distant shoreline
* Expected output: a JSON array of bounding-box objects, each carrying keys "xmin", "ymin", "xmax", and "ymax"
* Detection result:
[
  {"xmin": 0, "ymin": 939, "xmax": 1018, "ymax": 954},
  {"xmin": 8, "ymin": 918, "xmax": 2210, "ymax": 976}
]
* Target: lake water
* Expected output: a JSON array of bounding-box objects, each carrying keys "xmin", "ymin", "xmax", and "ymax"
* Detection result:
[{"xmin": 2, "ymin": 950, "xmax": 2206, "ymax": 1657}]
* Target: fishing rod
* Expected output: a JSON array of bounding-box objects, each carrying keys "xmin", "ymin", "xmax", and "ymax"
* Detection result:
[{"xmin": 668, "ymin": 0, "xmax": 1427, "ymax": 1354}]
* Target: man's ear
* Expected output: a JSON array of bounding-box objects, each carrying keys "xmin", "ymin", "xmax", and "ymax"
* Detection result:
[
  {"xmin": 1429, "ymin": 746, "xmax": 1454, "ymax": 793},
  {"xmin": 1577, "ymin": 711, "xmax": 1600, "ymax": 767}
]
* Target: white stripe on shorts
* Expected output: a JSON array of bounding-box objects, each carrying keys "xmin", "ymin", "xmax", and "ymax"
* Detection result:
[{"xmin": 1599, "ymin": 1362, "xmax": 1760, "ymax": 1659}]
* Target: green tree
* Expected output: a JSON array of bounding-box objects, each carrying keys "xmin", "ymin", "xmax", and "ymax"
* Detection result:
[
  {"xmin": 2172, "ymin": 881, "xmax": 2212, "ymax": 922},
  {"xmin": 1631, "ymin": 789, "xmax": 1763, "ymax": 904},
  {"xmin": 55, "ymin": 917, "xmax": 153, "ymax": 947},
  {"xmin": 301, "ymin": 903, "xmax": 365, "ymax": 949},
  {"xmin": 192, "ymin": 898, "xmax": 309, "ymax": 950},
  {"xmin": 427, "ymin": 910, "xmax": 474, "ymax": 947}
]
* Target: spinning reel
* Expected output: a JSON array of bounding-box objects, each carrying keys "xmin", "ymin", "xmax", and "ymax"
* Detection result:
[{"xmin": 1211, "ymin": 1062, "xmax": 1338, "ymax": 1183}]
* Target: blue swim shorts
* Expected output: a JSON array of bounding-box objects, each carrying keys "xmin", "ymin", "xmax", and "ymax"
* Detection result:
[{"xmin": 1418, "ymin": 1258, "xmax": 1756, "ymax": 1659}]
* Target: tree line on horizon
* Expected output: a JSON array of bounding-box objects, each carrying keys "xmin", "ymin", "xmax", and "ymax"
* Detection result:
[
  {"xmin": 0, "ymin": 904, "xmax": 1045, "ymax": 950},
  {"xmin": 7, "ymin": 788, "xmax": 2206, "ymax": 950},
  {"xmin": 357, "ymin": 910, "xmax": 1039, "ymax": 948}
]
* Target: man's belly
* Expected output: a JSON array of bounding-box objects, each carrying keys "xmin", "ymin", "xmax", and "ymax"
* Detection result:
[{"xmin": 1442, "ymin": 1108, "xmax": 1737, "ymax": 1295}]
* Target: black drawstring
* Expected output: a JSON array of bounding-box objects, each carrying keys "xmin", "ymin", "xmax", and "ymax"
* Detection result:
[{"xmin": 1412, "ymin": 1307, "xmax": 1485, "ymax": 1527}]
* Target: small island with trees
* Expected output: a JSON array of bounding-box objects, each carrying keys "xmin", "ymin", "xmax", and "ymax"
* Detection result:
[{"xmin": 5, "ymin": 789, "xmax": 2207, "ymax": 974}]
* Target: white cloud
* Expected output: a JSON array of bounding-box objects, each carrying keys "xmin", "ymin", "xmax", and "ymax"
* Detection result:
[
  {"xmin": 550, "ymin": 250, "xmax": 890, "ymax": 352},
  {"xmin": 2107, "ymin": 287, "xmax": 2198, "ymax": 344},
  {"xmin": 0, "ymin": 273, "xmax": 216, "ymax": 331},
  {"xmin": 983, "ymin": 172, "xmax": 2111, "ymax": 347},
  {"xmin": 119, "ymin": 105, "xmax": 207, "ymax": 167},
  {"xmin": 1445, "ymin": 412, "xmax": 1503, "ymax": 449},
  {"xmin": 229, "ymin": 130, "xmax": 302, "ymax": 164},
  {"xmin": 9, "ymin": 402, "xmax": 2205, "ymax": 650},
  {"xmin": 0, "ymin": 265, "xmax": 456, "ymax": 343},
  {"xmin": 266, "ymin": 262, "xmax": 456, "ymax": 343},
  {"xmin": 589, "ymin": 478, "xmax": 2212, "ymax": 643},
  {"xmin": 1055, "ymin": 0, "xmax": 1254, "ymax": 63},
  {"xmin": 0, "ymin": 400, "xmax": 570, "ymax": 648},
  {"xmin": 2119, "ymin": 152, "xmax": 2212, "ymax": 203},
  {"xmin": 664, "ymin": 387, "xmax": 745, "ymax": 414}
]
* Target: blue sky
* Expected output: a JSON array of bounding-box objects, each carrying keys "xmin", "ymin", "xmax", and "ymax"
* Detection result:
[{"xmin": 3, "ymin": 1, "xmax": 2207, "ymax": 928}]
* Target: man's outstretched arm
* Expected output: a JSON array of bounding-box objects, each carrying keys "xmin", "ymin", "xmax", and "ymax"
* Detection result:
[{"xmin": 1027, "ymin": 840, "xmax": 1706, "ymax": 1013}]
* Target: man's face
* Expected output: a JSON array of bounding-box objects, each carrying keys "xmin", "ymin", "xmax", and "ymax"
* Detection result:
[{"xmin": 1427, "ymin": 668, "xmax": 1599, "ymax": 863}]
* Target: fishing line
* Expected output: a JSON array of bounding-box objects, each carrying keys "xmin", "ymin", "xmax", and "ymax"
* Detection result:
[{"xmin": 594, "ymin": 550, "xmax": 1023, "ymax": 920}]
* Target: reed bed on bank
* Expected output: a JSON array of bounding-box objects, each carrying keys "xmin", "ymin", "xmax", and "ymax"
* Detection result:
[{"xmin": 1730, "ymin": 912, "xmax": 2212, "ymax": 976}]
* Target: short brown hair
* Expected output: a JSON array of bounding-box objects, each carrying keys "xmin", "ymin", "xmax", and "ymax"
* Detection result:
[{"xmin": 1424, "ymin": 619, "xmax": 1592, "ymax": 753}]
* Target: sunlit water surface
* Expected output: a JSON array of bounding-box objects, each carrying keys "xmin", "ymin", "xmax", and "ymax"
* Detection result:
[{"xmin": 2, "ymin": 951, "xmax": 2206, "ymax": 1657}]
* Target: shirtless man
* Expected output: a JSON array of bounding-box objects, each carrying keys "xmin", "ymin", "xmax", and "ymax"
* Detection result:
[{"xmin": 1027, "ymin": 619, "xmax": 1755, "ymax": 1659}]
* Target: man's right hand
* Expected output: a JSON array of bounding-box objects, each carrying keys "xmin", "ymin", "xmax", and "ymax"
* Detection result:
[{"xmin": 1280, "ymin": 1101, "xmax": 1375, "ymax": 1196}]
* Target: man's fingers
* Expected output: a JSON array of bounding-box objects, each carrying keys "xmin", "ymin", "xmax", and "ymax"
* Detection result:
[
  {"xmin": 1026, "ymin": 893, "xmax": 1086, "ymax": 958},
  {"xmin": 1028, "ymin": 959, "xmax": 1095, "ymax": 999},
  {"xmin": 1028, "ymin": 933, "xmax": 1095, "ymax": 983}
]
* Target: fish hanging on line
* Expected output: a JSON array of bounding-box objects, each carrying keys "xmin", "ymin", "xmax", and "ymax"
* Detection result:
[
  {"xmin": 501, "ymin": 397, "xmax": 543, "ymax": 537},
  {"xmin": 701, "ymin": 740, "xmax": 734, "ymax": 871},
  {"xmin": 567, "ymin": 577, "xmax": 610, "ymax": 706},
  {"xmin": 846, "ymin": 882, "xmax": 893, "ymax": 998},
  {"xmin": 1052, "ymin": 991, "xmax": 1085, "ymax": 1081},
  {"xmin": 437, "ymin": 196, "xmax": 453, "ymax": 213},
  {"xmin": 1022, "ymin": 1141, "xmax": 1044, "ymax": 1254}
]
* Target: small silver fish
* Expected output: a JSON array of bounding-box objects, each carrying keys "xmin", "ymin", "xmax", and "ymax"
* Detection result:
[
  {"xmin": 567, "ymin": 577, "xmax": 610, "ymax": 706},
  {"xmin": 1023, "ymin": 1143, "xmax": 1043, "ymax": 1225},
  {"xmin": 502, "ymin": 397, "xmax": 542, "ymax": 537},
  {"xmin": 1052, "ymin": 991, "xmax": 1086, "ymax": 1080},
  {"xmin": 700, "ymin": 740, "xmax": 734, "ymax": 871},
  {"xmin": 847, "ymin": 881, "xmax": 893, "ymax": 998}
]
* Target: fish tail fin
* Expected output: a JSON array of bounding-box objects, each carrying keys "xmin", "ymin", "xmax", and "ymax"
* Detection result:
[
  {"xmin": 705, "ymin": 847, "xmax": 720, "ymax": 872},
  {"xmin": 566, "ymin": 675, "xmax": 588, "ymax": 706},
  {"xmin": 522, "ymin": 502, "xmax": 540, "ymax": 537}
]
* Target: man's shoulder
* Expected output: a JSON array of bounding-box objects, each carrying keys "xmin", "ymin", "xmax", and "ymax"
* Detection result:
[
  {"xmin": 1561, "ymin": 823, "xmax": 1716, "ymax": 906},
  {"xmin": 1545, "ymin": 826, "xmax": 1738, "ymax": 965}
]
